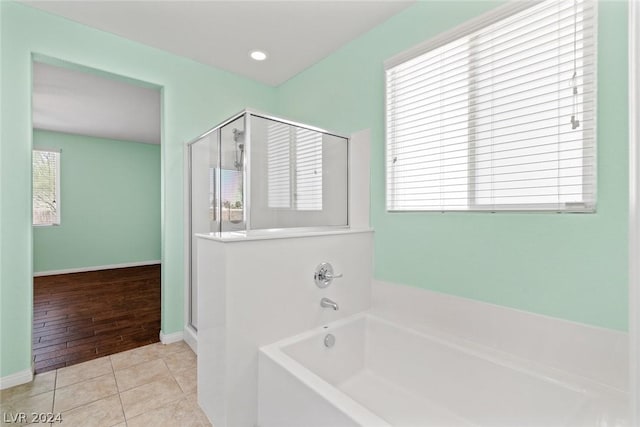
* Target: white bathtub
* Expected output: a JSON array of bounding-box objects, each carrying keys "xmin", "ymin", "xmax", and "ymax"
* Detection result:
[{"xmin": 258, "ymin": 313, "xmax": 628, "ymax": 427}]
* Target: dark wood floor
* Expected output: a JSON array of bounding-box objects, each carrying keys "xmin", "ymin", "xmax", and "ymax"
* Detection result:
[{"xmin": 33, "ymin": 265, "xmax": 161, "ymax": 374}]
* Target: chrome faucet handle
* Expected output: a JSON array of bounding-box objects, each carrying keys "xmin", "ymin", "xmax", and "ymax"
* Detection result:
[{"xmin": 314, "ymin": 262, "xmax": 342, "ymax": 288}]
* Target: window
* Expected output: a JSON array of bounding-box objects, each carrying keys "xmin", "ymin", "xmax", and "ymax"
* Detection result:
[
  {"xmin": 267, "ymin": 121, "xmax": 292, "ymax": 208},
  {"xmin": 385, "ymin": 0, "xmax": 596, "ymax": 212},
  {"xmin": 32, "ymin": 149, "xmax": 60, "ymax": 225},
  {"xmin": 266, "ymin": 123, "xmax": 323, "ymax": 211},
  {"xmin": 294, "ymin": 128, "xmax": 323, "ymax": 211}
]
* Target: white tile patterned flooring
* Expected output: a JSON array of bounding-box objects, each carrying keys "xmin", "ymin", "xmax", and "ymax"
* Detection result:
[{"xmin": 0, "ymin": 342, "xmax": 211, "ymax": 427}]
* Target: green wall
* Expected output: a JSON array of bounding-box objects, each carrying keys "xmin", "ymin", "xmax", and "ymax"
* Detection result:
[
  {"xmin": 276, "ymin": 1, "xmax": 629, "ymax": 331},
  {"xmin": 33, "ymin": 130, "xmax": 161, "ymax": 273},
  {"xmin": 0, "ymin": 2, "xmax": 276, "ymax": 377},
  {"xmin": 0, "ymin": 0, "xmax": 630, "ymax": 380}
]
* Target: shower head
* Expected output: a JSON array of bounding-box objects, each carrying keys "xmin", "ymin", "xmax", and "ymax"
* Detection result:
[
  {"xmin": 233, "ymin": 128, "xmax": 245, "ymax": 170},
  {"xmin": 232, "ymin": 128, "xmax": 245, "ymax": 142}
]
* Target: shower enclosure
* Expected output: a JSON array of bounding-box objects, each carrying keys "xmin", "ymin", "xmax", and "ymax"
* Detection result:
[{"xmin": 187, "ymin": 110, "xmax": 349, "ymax": 328}]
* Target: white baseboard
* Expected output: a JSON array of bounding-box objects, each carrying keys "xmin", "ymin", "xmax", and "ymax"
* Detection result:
[
  {"xmin": 0, "ymin": 368, "xmax": 33, "ymax": 390},
  {"xmin": 33, "ymin": 260, "xmax": 161, "ymax": 277},
  {"xmin": 159, "ymin": 330, "xmax": 184, "ymax": 345},
  {"xmin": 183, "ymin": 326, "xmax": 198, "ymax": 354}
]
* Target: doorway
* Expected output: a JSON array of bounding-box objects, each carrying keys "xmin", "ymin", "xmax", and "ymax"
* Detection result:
[{"xmin": 31, "ymin": 57, "xmax": 162, "ymax": 373}]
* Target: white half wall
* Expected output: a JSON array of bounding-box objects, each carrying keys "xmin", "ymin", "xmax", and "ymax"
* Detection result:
[
  {"xmin": 348, "ymin": 129, "xmax": 371, "ymax": 229},
  {"xmin": 197, "ymin": 229, "xmax": 373, "ymax": 427}
]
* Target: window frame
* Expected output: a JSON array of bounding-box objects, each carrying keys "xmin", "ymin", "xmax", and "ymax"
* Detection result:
[
  {"xmin": 32, "ymin": 147, "xmax": 61, "ymax": 227},
  {"xmin": 384, "ymin": 0, "xmax": 597, "ymax": 213}
]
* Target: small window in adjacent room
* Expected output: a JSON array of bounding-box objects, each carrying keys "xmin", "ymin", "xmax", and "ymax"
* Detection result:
[
  {"xmin": 32, "ymin": 148, "xmax": 60, "ymax": 226},
  {"xmin": 385, "ymin": 0, "xmax": 597, "ymax": 212}
]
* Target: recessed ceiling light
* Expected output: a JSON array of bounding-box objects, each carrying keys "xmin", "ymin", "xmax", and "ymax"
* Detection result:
[{"xmin": 249, "ymin": 50, "xmax": 268, "ymax": 61}]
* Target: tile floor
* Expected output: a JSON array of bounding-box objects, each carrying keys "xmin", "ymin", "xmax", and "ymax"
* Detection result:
[{"xmin": 0, "ymin": 341, "xmax": 211, "ymax": 427}]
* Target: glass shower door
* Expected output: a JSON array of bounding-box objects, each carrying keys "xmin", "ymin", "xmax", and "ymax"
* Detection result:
[{"xmin": 188, "ymin": 129, "xmax": 220, "ymax": 330}]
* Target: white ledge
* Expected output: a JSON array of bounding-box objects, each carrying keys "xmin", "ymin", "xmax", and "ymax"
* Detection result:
[{"xmin": 195, "ymin": 227, "xmax": 373, "ymax": 242}]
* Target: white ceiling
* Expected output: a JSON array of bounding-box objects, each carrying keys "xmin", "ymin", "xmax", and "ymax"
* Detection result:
[
  {"xmin": 28, "ymin": 1, "xmax": 414, "ymax": 144},
  {"xmin": 33, "ymin": 61, "xmax": 162, "ymax": 144},
  {"xmin": 23, "ymin": 0, "xmax": 414, "ymax": 86}
]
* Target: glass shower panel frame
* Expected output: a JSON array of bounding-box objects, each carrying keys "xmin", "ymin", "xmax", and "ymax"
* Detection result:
[
  {"xmin": 188, "ymin": 127, "xmax": 221, "ymax": 329},
  {"xmin": 186, "ymin": 109, "xmax": 349, "ymax": 330},
  {"xmin": 220, "ymin": 116, "xmax": 247, "ymax": 232},
  {"xmin": 247, "ymin": 114, "xmax": 349, "ymax": 230}
]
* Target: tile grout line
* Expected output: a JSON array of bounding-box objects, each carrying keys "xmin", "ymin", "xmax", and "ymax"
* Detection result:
[
  {"xmin": 117, "ymin": 350, "xmax": 185, "ymax": 423},
  {"xmin": 7, "ymin": 344, "xmax": 189, "ymax": 425},
  {"xmin": 110, "ymin": 356, "xmax": 127, "ymax": 426},
  {"xmin": 4, "ymin": 345, "xmax": 202, "ymax": 427},
  {"xmin": 160, "ymin": 357, "xmax": 185, "ymax": 394},
  {"xmin": 51, "ymin": 370, "xmax": 57, "ymax": 416},
  {"xmin": 54, "ymin": 366, "xmax": 120, "ymax": 416}
]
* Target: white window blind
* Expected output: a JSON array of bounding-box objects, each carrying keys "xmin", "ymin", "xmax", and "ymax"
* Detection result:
[
  {"xmin": 295, "ymin": 128, "xmax": 323, "ymax": 211},
  {"xmin": 267, "ymin": 122, "xmax": 292, "ymax": 208},
  {"xmin": 32, "ymin": 149, "xmax": 60, "ymax": 226},
  {"xmin": 266, "ymin": 123, "xmax": 324, "ymax": 211},
  {"xmin": 385, "ymin": 0, "xmax": 596, "ymax": 212}
]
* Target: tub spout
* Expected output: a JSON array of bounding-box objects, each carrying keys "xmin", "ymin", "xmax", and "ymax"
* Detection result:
[{"xmin": 320, "ymin": 297, "xmax": 339, "ymax": 311}]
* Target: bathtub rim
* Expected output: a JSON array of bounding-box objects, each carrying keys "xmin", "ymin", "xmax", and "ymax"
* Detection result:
[
  {"xmin": 263, "ymin": 311, "xmax": 627, "ymax": 394},
  {"xmin": 260, "ymin": 313, "xmax": 390, "ymax": 427},
  {"xmin": 260, "ymin": 311, "xmax": 628, "ymax": 426}
]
